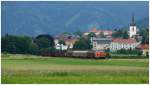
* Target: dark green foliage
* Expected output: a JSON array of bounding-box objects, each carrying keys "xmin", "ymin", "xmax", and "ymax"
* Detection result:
[
  {"xmin": 34, "ymin": 34, "xmax": 54, "ymax": 49},
  {"xmin": 112, "ymin": 29, "xmax": 122, "ymax": 38},
  {"xmin": 122, "ymin": 30, "xmax": 129, "ymax": 39},
  {"xmin": 112, "ymin": 29, "xmax": 129, "ymax": 39},
  {"xmin": 88, "ymin": 32, "xmax": 96, "ymax": 37},
  {"xmin": 73, "ymin": 31, "xmax": 83, "ymax": 37},
  {"xmin": 62, "ymin": 32, "xmax": 71, "ymax": 35},
  {"xmin": 39, "ymin": 47, "xmax": 55, "ymax": 53},
  {"xmin": 34, "ymin": 34, "xmax": 55, "ymax": 54},
  {"xmin": 73, "ymin": 37, "xmax": 92, "ymax": 50},
  {"xmin": 1, "ymin": 34, "xmax": 55, "ymax": 55},
  {"xmin": 28, "ymin": 42, "xmax": 39, "ymax": 54},
  {"xmin": 99, "ymin": 32, "xmax": 106, "ymax": 38},
  {"xmin": 59, "ymin": 40, "xmax": 66, "ymax": 45},
  {"xmin": 1, "ymin": 34, "xmax": 32, "ymax": 54},
  {"xmin": 73, "ymin": 32, "xmax": 95, "ymax": 50},
  {"xmin": 112, "ymin": 48, "xmax": 142, "ymax": 56},
  {"xmin": 34, "ymin": 37, "xmax": 51, "ymax": 48},
  {"xmin": 139, "ymin": 28, "xmax": 149, "ymax": 44}
]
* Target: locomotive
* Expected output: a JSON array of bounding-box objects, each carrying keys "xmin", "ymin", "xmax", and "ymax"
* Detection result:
[{"xmin": 41, "ymin": 50, "xmax": 109, "ymax": 59}]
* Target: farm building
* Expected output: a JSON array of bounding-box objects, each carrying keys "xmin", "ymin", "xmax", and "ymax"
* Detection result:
[{"xmin": 110, "ymin": 38, "xmax": 141, "ymax": 52}]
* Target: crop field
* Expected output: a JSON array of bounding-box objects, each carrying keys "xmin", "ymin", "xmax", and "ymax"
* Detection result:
[{"xmin": 1, "ymin": 54, "xmax": 149, "ymax": 84}]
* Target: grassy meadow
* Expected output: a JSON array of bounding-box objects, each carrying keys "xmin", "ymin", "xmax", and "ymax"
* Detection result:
[{"xmin": 1, "ymin": 54, "xmax": 149, "ymax": 84}]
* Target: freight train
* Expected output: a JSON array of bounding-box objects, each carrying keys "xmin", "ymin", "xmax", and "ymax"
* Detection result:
[
  {"xmin": 66, "ymin": 51, "xmax": 109, "ymax": 58},
  {"xmin": 41, "ymin": 50, "xmax": 109, "ymax": 59}
]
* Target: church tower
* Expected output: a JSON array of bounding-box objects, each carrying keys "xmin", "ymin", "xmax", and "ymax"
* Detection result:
[{"xmin": 129, "ymin": 14, "xmax": 137, "ymax": 38}]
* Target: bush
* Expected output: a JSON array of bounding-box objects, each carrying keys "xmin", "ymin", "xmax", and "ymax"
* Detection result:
[
  {"xmin": 112, "ymin": 48, "xmax": 142, "ymax": 55},
  {"xmin": 2, "ymin": 52, "xmax": 10, "ymax": 57},
  {"xmin": 111, "ymin": 55, "xmax": 148, "ymax": 59}
]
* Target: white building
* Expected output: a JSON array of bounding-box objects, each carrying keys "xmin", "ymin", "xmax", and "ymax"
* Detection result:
[
  {"xmin": 55, "ymin": 44, "xmax": 68, "ymax": 50},
  {"xmin": 110, "ymin": 38, "xmax": 140, "ymax": 52},
  {"xmin": 54, "ymin": 34, "xmax": 79, "ymax": 50},
  {"xmin": 91, "ymin": 37, "xmax": 112, "ymax": 51},
  {"xmin": 129, "ymin": 14, "xmax": 138, "ymax": 38},
  {"xmin": 54, "ymin": 39, "xmax": 67, "ymax": 50}
]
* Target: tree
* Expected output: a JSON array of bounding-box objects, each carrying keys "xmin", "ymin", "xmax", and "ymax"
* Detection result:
[
  {"xmin": 99, "ymin": 32, "xmax": 106, "ymax": 38},
  {"xmin": 73, "ymin": 30, "xmax": 82, "ymax": 37},
  {"xmin": 28, "ymin": 41, "xmax": 39, "ymax": 54},
  {"xmin": 59, "ymin": 40, "xmax": 66, "ymax": 45},
  {"xmin": 34, "ymin": 34, "xmax": 55, "ymax": 55},
  {"xmin": 88, "ymin": 32, "xmax": 96, "ymax": 38},
  {"xmin": 139, "ymin": 28, "xmax": 149, "ymax": 44},
  {"xmin": 73, "ymin": 37, "xmax": 92, "ymax": 50},
  {"xmin": 122, "ymin": 30, "xmax": 129, "ymax": 39},
  {"xmin": 1, "ymin": 34, "xmax": 32, "ymax": 54},
  {"xmin": 62, "ymin": 32, "xmax": 71, "ymax": 35},
  {"xmin": 112, "ymin": 29, "xmax": 129, "ymax": 39},
  {"xmin": 34, "ymin": 34, "xmax": 54, "ymax": 49},
  {"xmin": 112, "ymin": 29, "xmax": 123, "ymax": 38}
]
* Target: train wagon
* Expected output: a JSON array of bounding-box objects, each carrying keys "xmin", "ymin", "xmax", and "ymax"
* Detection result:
[
  {"xmin": 66, "ymin": 50, "xmax": 108, "ymax": 59},
  {"xmin": 72, "ymin": 51, "xmax": 89, "ymax": 58}
]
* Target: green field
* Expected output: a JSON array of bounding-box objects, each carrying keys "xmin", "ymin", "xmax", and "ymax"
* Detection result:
[{"xmin": 1, "ymin": 54, "xmax": 149, "ymax": 84}]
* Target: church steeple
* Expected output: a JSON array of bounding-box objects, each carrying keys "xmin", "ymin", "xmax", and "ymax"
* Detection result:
[
  {"xmin": 130, "ymin": 14, "xmax": 136, "ymax": 26},
  {"xmin": 129, "ymin": 13, "xmax": 137, "ymax": 38}
]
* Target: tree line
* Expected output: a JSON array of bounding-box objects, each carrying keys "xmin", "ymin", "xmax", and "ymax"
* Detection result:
[
  {"xmin": 2, "ymin": 34, "xmax": 55, "ymax": 55},
  {"xmin": 1, "ymin": 33, "xmax": 93, "ymax": 55}
]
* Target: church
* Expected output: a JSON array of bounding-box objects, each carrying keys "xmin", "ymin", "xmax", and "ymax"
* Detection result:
[{"xmin": 129, "ymin": 14, "xmax": 139, "ymax": 38}]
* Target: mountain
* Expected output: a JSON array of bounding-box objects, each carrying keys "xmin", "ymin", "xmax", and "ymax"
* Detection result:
[
  {"xmin": 136, "ymin": 17, "xmax": 149, "ymax": 29},
  {"xmin": 123, "ymin": 16, "xmax": 149, "ymax": 29},
  {"xmin": 1, "ymin": 1, "xmax": 149, "ymax": 36}
]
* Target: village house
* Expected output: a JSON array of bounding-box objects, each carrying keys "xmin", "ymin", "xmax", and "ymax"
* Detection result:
[
  {"xmin": 54, "ymin": 34, "xmax": 79, "ymax": 50},
  {"xmin": 136, "ymin": 44, "xmax": 149, "ymax": 56},
  {"xmin": 110, "ymin": 38, "xmax": 141, "ymax": 52},
  {"xmin": 91, "ymin": 37, "xmax": 112, "ymax": 51},
  {"xmin": 54, "ymin": 38, "xmax": 68, "ymax": 50}
]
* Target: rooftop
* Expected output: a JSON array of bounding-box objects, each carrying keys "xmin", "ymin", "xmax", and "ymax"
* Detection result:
[
  {"xmin": 92, "ymin": 37, "xmax": 112, "ymax": 41},
  {"xmin": 89, "ymin": 28, "xmax": 113, "ymax": 33},
  {"xmin": 137, "ymin": 44, "xmax": 149, "ymax": 50},
  {"xmin": 112, "ymin": 38, "xmax": 137, "ymax": 44}
]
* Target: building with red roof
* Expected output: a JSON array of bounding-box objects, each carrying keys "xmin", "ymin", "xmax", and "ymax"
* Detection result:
[
  {"xmin": 136, "ymin": 44, "xmax": 149, "ymax": 56},
  {"xmin": 110, "ymin": 38, "xmax": 140, "ymax": 52},
  {"xmin": 84, "ymin": 28, "xmax": 113, "ymax": 37}
]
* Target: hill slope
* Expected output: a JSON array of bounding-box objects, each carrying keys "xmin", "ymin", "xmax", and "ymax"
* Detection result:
[{"xmin": 1, "ymin": 1, "xmax": 149, "ymax": 36}]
